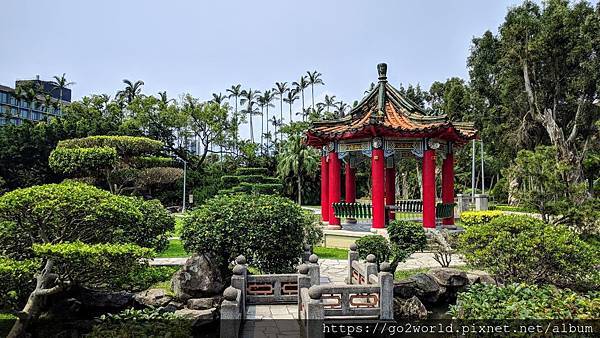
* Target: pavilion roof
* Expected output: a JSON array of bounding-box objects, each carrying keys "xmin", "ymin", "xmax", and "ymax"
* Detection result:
[{"xmin": 305, "ymin": 64, "xmax": 478, "ymax": 147}]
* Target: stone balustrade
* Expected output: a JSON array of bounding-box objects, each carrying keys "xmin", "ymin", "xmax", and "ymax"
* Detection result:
[{"xmin": 347, "ymin": 243, "xmax": 378, "ymax": 285}]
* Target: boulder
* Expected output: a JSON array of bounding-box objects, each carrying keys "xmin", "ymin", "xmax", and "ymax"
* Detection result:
[
  {"xmin": 134, "ymin": 288, "xmax": 172, "ymax": 307},
  {"xmin": 174, "ymin": 308, "xmax": 217, "ymax": 326},
  {"xmin": 429, "ymin": 268, "xmax": 469, "ymax": 288},
  {"xmin": 171, "ymin": 254, "xmax": 225, "ymax": 301},
  {"xmin": 466, "ymin": 270, "xmax": 496, "ymax": 285},
  {"xmin": 394, "ymin": 273, "xmax": 441, "ymax": 304},
  {"xmin": 75, "ymin": 288, "xmax": 134, "ymax": 310},
  {"xmin": 393, "ymin": 296, "xmax": 428, "ymax": 320},
  {"xmin": 159, "ymin": 300, "xmax": 184, "ymax": 313},
  {"xmin": 187, "ymin": 296, "xmax": 222, "ymax": 310}
]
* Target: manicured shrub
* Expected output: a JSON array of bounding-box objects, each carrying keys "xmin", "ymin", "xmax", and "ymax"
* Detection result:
[
  {"xmin": 460, "ymin": 210, "xmax": 503, "ymax": 227},
  {"xmin": 0, "ymin": 182, "xmax": 174, "ymax": 259},
  {"xmin": 387, "ymin": 220, "xmax": 427, "ymax": 264},
  {"xmin": 449, "ymin": 283, "xmax": 600, "ymax": 319},
  {"xmin": 33, "ymin": 242, "xmax": 154, "ymax": 289},
  {"xmin": 302, "ymin": 211, "xmax": 323, "ymax": 247},
  {"xmin": 181, "ymin": 194, "xmax": 306, "ymax": 274},
  {"xmin": 220, "ymin": 175, "xmax": 239, "ymax": 188},
  {"xmin": 460, "ymin": 215, "xmax": 599, "ymax": 289},
  {"xmin": 49, "ymin": 146, "xmax": 118, "ymax": 175},
  {"xmin": 0, "ymin": 258, "xmax": 39, "ymax": 310},
  {"xmin": 235, "ymin": 167, "xmax": 269, "ymax": 176},
  {"xmin": 56, "ymin": 135, "xmax": 163, "ymax": 154},
  {"xmin": 355, "ymin": 235, "xmax": 391, "ymax": 265}
]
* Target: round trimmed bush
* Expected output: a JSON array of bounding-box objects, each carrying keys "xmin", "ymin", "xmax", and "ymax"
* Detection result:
[
  {"xmin": 460, "ymin": 214, "xmax": 599, "ymax": 289},
  {"xmin": 181, "ymin": 194, "xmax": 306, "ymax": 274},
  {"xmin": 0, "ymin": 182, "xmax": 174, "ymax": 259},
  {"xmin": 355, "ymin": 235, "xmax": 391, "ymax": 265}
]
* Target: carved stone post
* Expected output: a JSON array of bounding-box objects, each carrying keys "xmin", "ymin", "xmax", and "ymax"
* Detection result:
[
  {"xmin": 307, "ymin": 286, "xmax": 325, "ymax": 338},
  {"xmin": 347, "ymin": 243, "xmax": 359, "ymax": 284},
  {"xmin": 475, "ymin": 194, "xmax": 489, "ymax": 211},
  {"xmin": 378, "ymin": 262, "xmax": 394, "ymax": 320},
  {"xmin": 307, "ymin": 254, "xmax": 320, "ymax": 286},
  {"xmin": 365, "ymin": 254, "xmax": 378, "ymax": 284},
  {"xmin": 231, "ymin": 255, "xmax": 247, "ymax": 319},
  {"xmin": 220, "ymin": 286, "xmax": 241, "ymax": 338},
  {"xmin": 297, "ymin": 264, "xmax": 311, "ymax": 320}
]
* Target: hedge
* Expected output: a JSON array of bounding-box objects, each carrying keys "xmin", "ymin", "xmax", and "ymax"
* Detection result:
[
  {"xmin": 460, "ymin": 210, "xmax": 503, "ymax": 227},
  {"xmin": 235, "ymin": 167, "xmax": 269, "ymax": 176},
  {"xmin": 49, "ymin": 146, "xmax": 118, "ymax": 175},
  {"xmin": 56, "ymin": 136, "xmax": 163, "ymax": 155},
  {"xmin": 220, "ymin": 175, "xmax": 240, "ymax": 188},
  {"xmin": 449, "ymin": 283, "xmax": 600, "ymax": 319}
]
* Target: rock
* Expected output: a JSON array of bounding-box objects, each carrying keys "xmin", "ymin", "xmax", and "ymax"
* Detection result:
[
  {"xmin": 429, "ymin": 268, "xmax": 469, "ymax": 288},
  {"xmin": 134, "ymin": 288, "xmax": 172, "ymax": 307},
  {"xmin": 394, "ymin": 273, "xmax": 441, "ymax": 304},
  {"xmin": 174, "ymin": 308, "xmax": 217, "ymax": 326},
  {"xmin": 394, "ymin": 296, "xmax": 428, "ymax": 319},
  {"xmin": 76, "ymin": 288, "xmax": 134, "ymax": 310},
  {"xmin": 466, "ymin": 270, "xmax": 496, "ymax": 285},
  {"xmin": 159, "ymin": 300, "xmax": 184, "ymax": 313},
  {"xmin": 171, "ymin": 254, "xmax": 225, "ymax": 301},
  {"xmin": 187, "ymin": 296, "xmax": 222, "ymax": 310}
]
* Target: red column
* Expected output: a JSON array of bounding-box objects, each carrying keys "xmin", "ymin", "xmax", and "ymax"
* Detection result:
[
  {"xmin": 442, "ymin": 151, "xmax": 455, "ymax": 225},
  {"xmin": 385, "ymin": 164, "xmax": 396, "ymax": 221},
  {"xmin": 345, "ymin": 162, "xmax": 356, "ymax": 203},
  {"xmin": 422, "ymin": 149, "xmax": 436, "ymax": 228},
  {"xmin": 372, "ymin": 148, "xmax": 385, "ymax": 229},
  {"xmin": 328, "ymin": 151, "xmax": 341, "ymax": 226},
  {"xmin": 320, "ymin": 155, "xmax": 329, "ymax": 222}
]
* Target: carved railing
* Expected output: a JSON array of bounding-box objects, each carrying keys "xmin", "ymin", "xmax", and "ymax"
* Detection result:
[
  {"xmin": 220, "ymin": 254, "xmax": 321, "ymax": 338},
  {"xmin": 298, "ymin": 261, "xmax": 394, "ymax": 338},
  {"xmin": 347, "ymin": 243, "xmax": 378, "ymax": 285}
]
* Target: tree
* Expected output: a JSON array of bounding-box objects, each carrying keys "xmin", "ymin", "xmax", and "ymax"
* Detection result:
[
  {"xmin": 273, "ymin": 82, "xmax": 288, "ymax": 142},
  {"xmin": 240, "ymin": 89, "xmax": 261, "ymax": 143},
  {"xmin": 469, "ymin": 0, "xmax": 600, "ymax": 185},
  {"xmin": 321, "ymin": 94, "xmax": 336, "ymax": 115},
  {"xmin": 306, "ymin": 70, "xmax": 324, "ymax": 111},
  {"xmin": 277, "ymin": 134, "xmax": 319, "ymax": 204},
  {"xmin": 116, "ymin": 79, "xmax": 144, "ymax": 104},
  {"xmin": 226, "ymin": 84, "xmax": 243, "ymax": 153},
  {"xmin": 292, "ymin": 76, "xmax": 309, "ymax": 121},
  {"xmin": 0, "ymin": 182, "xmax": 173, "ymax": 337},
  {"xmin": 335, "ymin": 101, "xmax": 350, "ymax": 117},
  {"xmin": 261, "ymin": 90, "xmax": 276, "ymax": 153},
  {"xmin": 51, "ymin": 73, "xmax": 75, "ymax": 106},
  {"xmin": 211, "ymin": 92, "xmax": 227, "ymax": 105},
  {"xmin": 284, "ymin": 88, "xmax": 299, "ymax": 123}
]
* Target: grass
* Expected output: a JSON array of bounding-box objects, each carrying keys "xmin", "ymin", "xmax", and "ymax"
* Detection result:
[
  {"xmin": 151, "ymin": 280, "xmax": 175, "ymax": 297},
  {"xmin": 157, "ymin": 239, "xmax": 188, "ymax": 258},
  {"xmin": 313, "ymin": 246, "xmax": 348, "ymax": 260}
]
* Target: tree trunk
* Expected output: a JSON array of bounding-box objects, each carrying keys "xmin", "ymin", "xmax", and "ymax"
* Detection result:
[
  {"xmin": 249, "ymin": 114, "xmax": 254, "ymax": 144},
  {"xmin": 297, "ymin": 174, "xmax": 302, "ymax": 205},
  {"xmin": 9, "ymin": 259, "xmax": 62, "ymax": 338}
]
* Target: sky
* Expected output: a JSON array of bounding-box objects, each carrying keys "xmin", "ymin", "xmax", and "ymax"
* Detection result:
[{"xmin": 0, "ymin": 0, "xmax": 523, "ymax": 137}]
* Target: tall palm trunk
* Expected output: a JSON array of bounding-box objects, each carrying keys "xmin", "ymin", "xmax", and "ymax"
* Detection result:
[
  {"xmin": 266, "ymin": 105, "xmax": 270, "ymax": 152},
  {"xmin": 249, "ymin": 113, "xmax": 254, "ymax": 143},
  {"xmin": 260, "ymin": 106, "xmax": 264, "ymax": 154},
  {"xmin": 311, "ymin": 84, "xmax": 315, "ymax": 111},
  {"xmin": 234, "ymin": 97, "xmax": 238, "ymax": 155},
  {"xmin": 289, "ymin": 102, "xmax": 293, "ymax": 123},
  {"xmin": 297, "ymin": 174, "xmax": 302, "ymax": 205},
  {"xmin": 301, "ymin": 89, "xmax": 305, "ymax": 121}
]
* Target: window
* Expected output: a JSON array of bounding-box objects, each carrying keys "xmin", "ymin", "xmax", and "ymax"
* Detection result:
[
  {"xmin": 0, "ymin": 92, "xmax": 7, "ymax": 104},
  {"xmin": 20, "ymin": 109, "xmax": 28, "ymax": 119}
]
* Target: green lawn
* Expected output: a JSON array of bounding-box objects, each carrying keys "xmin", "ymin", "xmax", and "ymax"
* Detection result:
[
  {"xmin": 157, "ymin": 239, "xmax": 188, "ymax": 258},
  {"xmin": 313, "ymin": 246, "xmax": 348, "ymax": 260}
]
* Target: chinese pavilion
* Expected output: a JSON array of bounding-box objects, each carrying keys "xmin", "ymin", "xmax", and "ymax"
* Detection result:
[{"xmin": 305, "ymin": 63, "xmax": 478, "ymax": 230}]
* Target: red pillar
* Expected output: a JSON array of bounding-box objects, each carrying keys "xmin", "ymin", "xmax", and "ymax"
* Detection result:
[
  {"xmin": 385, "ymin": 163, "xmax": 396, "ymax": 221},
  {"xmin": 328, "ymin": 151, "xmax": 341, "ymax": 226},
  {"xmin": 320, "ymin": 155, "xmax": 329, "ymax": 222},
  {"xmin": 345, "ymin": 162, "xmax": 356, "ymax": 203},
  {"xmin": 422, "ymin": 148, "xmax": 436, "ymax": 228},
  {"xmin": 442, "ymin": 151, "xmax": 455, "ymax": 225},
  {"xmin": 372, "ymin": 148, "xmax": 385, "ymax": 229}
]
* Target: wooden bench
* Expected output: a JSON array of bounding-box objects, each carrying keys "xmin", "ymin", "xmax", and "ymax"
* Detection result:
[{"xmin": 332, "ymin": 201, "xmax": 456, "ymax": 223}]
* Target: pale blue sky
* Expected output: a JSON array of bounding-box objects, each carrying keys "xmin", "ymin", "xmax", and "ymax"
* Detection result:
[{"xmin": 1, "ymin": 0, "xmax": 522, "ymax": 134}]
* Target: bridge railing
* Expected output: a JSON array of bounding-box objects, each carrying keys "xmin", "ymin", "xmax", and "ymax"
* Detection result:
[
  {"xmin": 221, "ymin": 254, "xmax": 321, "ymax": 338},
  {"xmin": 347, "ymin": 243, "xmax": 378, "ymax": 285},
  {"xmin": 298, "ymin": 261, "xmax": 394, "ymax": 338}
]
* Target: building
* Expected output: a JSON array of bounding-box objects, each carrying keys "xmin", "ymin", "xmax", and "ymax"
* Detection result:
[
  {"xmin": 0, "ymin": 77, "xmax": 71, "ymax": 126},
  {"xmin": 305, "ymin": 63, "xmax": 478, "ymax": 230}
]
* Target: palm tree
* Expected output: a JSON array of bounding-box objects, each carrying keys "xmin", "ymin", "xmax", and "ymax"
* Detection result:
[
  {"xmin": 306, "ymin": 70, "xmax": 324, "ymax": 111},
  {"xmin": 23, "ymin": 88, "xmax": 37, "ymax": 120},
  {"xmin": 273, "ymin": 82, "xmax": 288, "ymax": 142},
  {"xmin": 262, "ymin": 90, "xmax": 276, "ymax": 152},
  {"xmin": 335, "ymin": 101, "xmax": 350, "ymax": 117},
  {"xmin": 158, "ymin": 91, "xmax": 175, "ymax": 107},
  {"xmin": 226, "ymin": 84, "xmax": 243, "ymax": 154},
  {"xmin": 42, "ymin": 94, "xmax": 56, "ymax": 115},
  {"xmin": 240, "ymin": 89, "xmax": 261, "ymax": 143},
  {"xmin": 292, "ymin": 76, "xmax": 309, "ymax": 121},
  {"xmin": 277, "ymin": 135, "xmax": 319, "ymax": 204},
  {"xmin": 116, "ymin": 79, "xmax": 144, "ymax": 104},
  {"xmin": 283, "ymin": 89, "xmax": 299, "ymax": 123},
  {"xmin": 322, "ymin": 94, "xmax": 337, "ymax": 114},
  {"xmin": 211, "ymin": 93, "xmax": 227, "ymax": 105},
  {"xmin": 51, "ymin": 73, "xmax": 75, "ymax": 106},
  {"xmin": 257, "ymin": 95, "xmax": 266, "ymax": 150}
]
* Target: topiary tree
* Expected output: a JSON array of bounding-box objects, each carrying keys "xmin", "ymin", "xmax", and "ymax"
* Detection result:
[
  {"xmin": 460, "ymin": 214, "xmax": 599, "ymax": 289},
  {"xmin": 49, "ymin": 135, "xmax": 182, "ymax": 195},
  {"xmin": 0, "ymin": 181, "xmax": 172, "ymax": 338},
  {"xmin": 355, "ymin": 221, "xmax": 427, "ymax": 272},
  {"xmin": 219, "ymin": 167, "xmax": 282, "ymax": 196},
  {"xmin": 181, "ymin": 194, "xmax": 306, "ymax": 275}
]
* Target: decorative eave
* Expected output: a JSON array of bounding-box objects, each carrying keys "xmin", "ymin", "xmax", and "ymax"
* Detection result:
[{"xmin": 305, "ymin": 63, "xmax": 478, "ymax": 147}]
